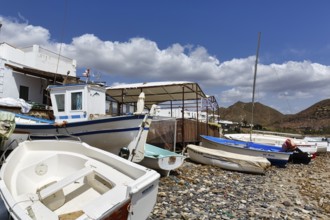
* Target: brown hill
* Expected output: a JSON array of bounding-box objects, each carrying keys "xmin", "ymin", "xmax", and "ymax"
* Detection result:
[
  {"xmin": 220, "ymin": 99, "xmax": 330, "ymax": 134},
  {"xmin": 219, "ymin": 101, "xmax": 284, "ymax": 126},
  {"xmin": 276, "ymin": 99, "xmax": 330, "ymax": 133}
]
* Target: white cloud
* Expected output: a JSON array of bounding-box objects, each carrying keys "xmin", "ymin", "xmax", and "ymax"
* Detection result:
[
  {"xmin": 1, "ymin": 15, "xmax": 330, "ymax": 113},
  {"xmin": 0, "ymin": 16, "xmax": 51, "ymax": 47}
]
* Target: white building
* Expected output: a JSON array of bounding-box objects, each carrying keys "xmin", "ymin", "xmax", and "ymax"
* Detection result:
[
  {"xmin": 0, "ymin": 43, "xmax": 77, "ymax": 105},
  {"xmin": 155, "ymin": 107, "xmax": 219, "ymax": 123}
]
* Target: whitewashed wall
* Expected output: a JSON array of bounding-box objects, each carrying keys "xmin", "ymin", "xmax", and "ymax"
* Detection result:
[
  {"xmin": 21, "ymin": 45, "xmax": 77, "ymax": 76},
  {"xmin": 0, "ymin": 43, "xmax": 77, "ymax": 103}
]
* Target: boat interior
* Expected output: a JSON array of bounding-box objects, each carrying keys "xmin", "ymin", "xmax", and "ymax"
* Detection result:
[{"xmin": 4, "ymin": 152, "xmax": 135, "ymax": 219}]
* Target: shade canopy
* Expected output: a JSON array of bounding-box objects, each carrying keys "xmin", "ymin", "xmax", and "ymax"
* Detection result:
[
  {"xmin": 106, "ymin": 81, "xmax": 215, "ymax": 108},
  {"xmin": 5, "ymin": 64, "xmax": 80, "ymax": 83}
]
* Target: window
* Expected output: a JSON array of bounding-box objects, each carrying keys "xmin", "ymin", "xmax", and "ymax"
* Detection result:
[
  {"xmin": 55, "ymin": 94, "xmax": 65, "ymax": 112},
  {"xmin": 19, "ymin": 86, "xmax": 29, "ymax": 101},
  {"xmin": 71, "ymin": 92, "xmax": 82, "ymax": 110}
]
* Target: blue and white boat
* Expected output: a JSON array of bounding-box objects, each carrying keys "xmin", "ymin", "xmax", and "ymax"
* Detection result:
[
  {"xmin": 3, "ymin": 83, "xmax": 154, "ymax": 163},
  {"xmin": 200, "ymin": 135, "xmax": 292, "ymax": 167}
]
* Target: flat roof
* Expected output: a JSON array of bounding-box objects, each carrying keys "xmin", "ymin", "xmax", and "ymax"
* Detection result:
[{"xmin": 106, "ymin": 81, "xmax": 215, "ymax": 108}]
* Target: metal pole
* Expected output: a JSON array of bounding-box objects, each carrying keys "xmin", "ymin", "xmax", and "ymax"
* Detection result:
[
  {"xmin": 196, "ymin": 86, "xmax": 199, "ymax": 143},
  {"xmin": 206, "ymin": 106, "xmax": 209, "ymax": 136},
  {"xmin": 250, "ymin": 32, "xmax": 261, "ymax": 141},
  {"xmin": 173, "ymin": 119, "xmax": 177, "ymax": 153},
  {"xmin": 0, "ymin": 22, "xmax": 2, "ymax": 42},
  {"xmin": 170, "ymin": 100, "xmax": 173, "ymax": 117},
  {"xmin": 182, "ymin": 86, "xmax": 185, "ymax": 148}
]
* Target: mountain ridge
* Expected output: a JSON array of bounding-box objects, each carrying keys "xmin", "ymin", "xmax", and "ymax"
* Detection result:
[{"xmin": 219, "ymin": 99, "xmax": 330, "ymax": 134}]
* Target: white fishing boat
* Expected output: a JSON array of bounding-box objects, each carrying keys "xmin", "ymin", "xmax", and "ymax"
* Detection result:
[
  {"xmin": 139, "ymin": 143, "xmax": 186, "ymax": 176},
  {"xmin": 224, "ymin": 133, "xmax": 305, "ymax": 146},
  {"xmin": 3, "ymin": 83, "xmax": 155, "ymax": 162},
  {"xmin": 0, "ymin": 139, "xmax": 160, "ymax": 220},
  {"xmin": 303, "ymin": 136, "xmax": 330, "ymax": 152},
  {"xmin": 187, "ymin": 144, "xmax": 271, "ymax": 174},
  {"xmin": 224, "ymin": 133, "xmax": 325, "ymax": 154}
]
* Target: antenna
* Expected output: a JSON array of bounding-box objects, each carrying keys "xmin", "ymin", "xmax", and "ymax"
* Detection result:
[{"xmin": 82, "ymin": 68, "xmax": 90, "ymax": 83}]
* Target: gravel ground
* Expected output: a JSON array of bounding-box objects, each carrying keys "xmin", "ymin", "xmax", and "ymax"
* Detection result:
[{"xmin": 147, "ymin": 152, "xmax": 330, "ymax": 220}]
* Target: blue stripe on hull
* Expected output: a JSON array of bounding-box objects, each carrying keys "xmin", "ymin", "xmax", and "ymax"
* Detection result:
[
  {"xmin": 15, "ymin": 115, "xmax": 145, "ymax": 130},
  {"xmin": 28, "ymin": 127, "xmax": 149, "ymax": 139}
]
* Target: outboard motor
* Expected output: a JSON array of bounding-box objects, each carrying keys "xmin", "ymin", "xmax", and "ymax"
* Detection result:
[{"xmin": 119, "ymin": 147, "xmax": 130, "ymax": 159}]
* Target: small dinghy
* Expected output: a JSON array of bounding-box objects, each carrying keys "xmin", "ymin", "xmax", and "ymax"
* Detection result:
[
  {"xmin": 139, "ymin": 143, "xmax": 186, "ymax": 176},
  {"xmin": 0, "ymin": 139, "xmax": 160, "ymax": 220},
  {"xmin": 187, "ymin": 144, "xmax": 271, "ymax": 174}
]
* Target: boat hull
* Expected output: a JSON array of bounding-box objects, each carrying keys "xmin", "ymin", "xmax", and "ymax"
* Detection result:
[
  {"xmin": 187, "ymin": 144, "xmax": 271, "ymax": 174},
  {"xmin": 201, "ymin": 135, "xmax": 291, "ymax": 167},
  {"xmin": 5, "ymin": 114, "xmax": 149, "ymax": 162},
  {"xmin": 0, "ymin": 139, "xmax": 160, "ymax": 220}
]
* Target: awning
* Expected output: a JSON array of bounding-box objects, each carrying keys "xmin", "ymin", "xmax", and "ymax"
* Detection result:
[
  {"xmin": 106, "ymin": 81, "xmax": 212, "ymax": 108},
  {"xmin": 5, "ymin": 64, "xmax": 80, "ymax": 83}
]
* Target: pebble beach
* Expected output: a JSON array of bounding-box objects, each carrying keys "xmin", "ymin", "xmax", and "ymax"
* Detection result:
[{"xmin": 148, "ymin": 152, "xmax": 330, "ymax": 220}]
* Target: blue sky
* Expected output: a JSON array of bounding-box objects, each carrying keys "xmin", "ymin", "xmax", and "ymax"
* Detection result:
[{"xmin": 1, "ymin": 0, "xmax": 330, "ymax": 114}]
